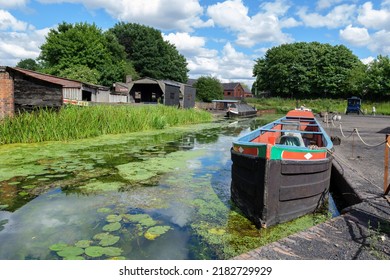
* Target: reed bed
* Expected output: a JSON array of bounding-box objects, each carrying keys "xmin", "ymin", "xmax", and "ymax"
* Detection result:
[
  {"xmin": 0, "ymin": 105, "xmax": 212, "ymax": 144},
  {"xmin": 246, "ymin": 97, "xmax": 390, "ymax": 115}
]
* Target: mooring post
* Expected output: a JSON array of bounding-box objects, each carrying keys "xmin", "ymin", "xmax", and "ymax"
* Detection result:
[{"xmin": 385, "ymin": 134, "xmax": 390, "ymax": 195}]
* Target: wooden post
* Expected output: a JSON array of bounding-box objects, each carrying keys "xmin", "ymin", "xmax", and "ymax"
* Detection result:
[{"xmin": 385, "ymin": 134, "xmax": 390, "ymax": 195}]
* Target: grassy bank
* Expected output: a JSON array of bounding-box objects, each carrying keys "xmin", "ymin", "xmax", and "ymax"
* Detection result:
[
  {"xmin": 246, "ymin": 97, "xmax": 390, "ymax": 115},
  {"xmin": 0, "ymin": 105, "xmax": 213, "ymax": 144}
]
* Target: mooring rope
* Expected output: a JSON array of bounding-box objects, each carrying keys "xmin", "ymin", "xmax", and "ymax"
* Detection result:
[
  {"xmin": 326, "ymin": 148, "xmax": 383, "ymax": 192},
  {"xmin": 354, "ymin": 128, "xmax": 387, "ymax": 148},
  {"xmin": 334, "ymin": 122, "xmax": 386, "ymax": 148}
]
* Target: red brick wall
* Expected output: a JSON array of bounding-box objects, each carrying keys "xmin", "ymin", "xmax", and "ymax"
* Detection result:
[{"xmin": 0, "ymin": 69, "xmax": 14, "ymax": 119}]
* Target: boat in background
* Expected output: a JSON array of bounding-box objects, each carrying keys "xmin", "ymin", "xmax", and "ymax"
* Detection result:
[
  {"xmin": 230, "ymin": 108, "xmax": 333, "ymax": 228},
  {"xmin": 226, "ymin": 103, "xmax": 257, "ymax": 118}
]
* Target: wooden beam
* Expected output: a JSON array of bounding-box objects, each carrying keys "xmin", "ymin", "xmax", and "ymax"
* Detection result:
[{"xmin": 385, "ymin": 134, "xmax": 390, "ymax": 195}]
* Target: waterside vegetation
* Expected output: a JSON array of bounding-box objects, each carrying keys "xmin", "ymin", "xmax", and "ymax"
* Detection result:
[
  {"xmin": 247, "ymin": 97, "xmax": 390, "ymax": 115},
  {"xmin": 0, "ymin": 105, "xmax": 212, "ymax": 144}
]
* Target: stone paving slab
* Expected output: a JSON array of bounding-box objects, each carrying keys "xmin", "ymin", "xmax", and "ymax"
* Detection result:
[{"xmin": 233, "ymin": 114, "xmax": 390, "ymax": 260}]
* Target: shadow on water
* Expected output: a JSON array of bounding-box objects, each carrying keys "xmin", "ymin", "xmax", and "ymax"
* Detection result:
[{"xmin": 0, "ymin": 116, "xmax": 340, "ymax": 260}]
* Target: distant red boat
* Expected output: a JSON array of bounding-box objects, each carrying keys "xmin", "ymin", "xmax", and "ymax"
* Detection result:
[{"xmin": 231, "ymin": 108, "xmax": 333, "ymax": 228}]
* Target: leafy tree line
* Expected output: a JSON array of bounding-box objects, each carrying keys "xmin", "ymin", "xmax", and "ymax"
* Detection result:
[
  {"xmin": 17, "ymin": 22, "xmax": 189, "ymax": 86},
  {"xmin": 252, "ymin": 42, "xmax": 390, "ymax": 100}
]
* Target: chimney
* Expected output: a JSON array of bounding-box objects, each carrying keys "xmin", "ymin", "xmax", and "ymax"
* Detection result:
[
  {"xmin": 126, "ymin": 75, "xmax": 132, "ymax": 84},
  {"xmin": 0, "ymin": 67, "xmax": 14, "ymax": 119}
]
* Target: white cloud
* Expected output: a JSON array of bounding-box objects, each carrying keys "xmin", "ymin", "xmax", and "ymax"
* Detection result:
[
  {"xmin": 339, "ymin": 24, "xmax": 370, "ymax": 46},
  {"xmin": 207, "ymin": 0, "xmax": 295, "ymax": 47},
  {"xmin": 298, "ymin": 4, "xmax": 356, "ymax": 28},
  {"xmin": 361, "ymin": 56, "xmax": 375, "ymax": 64},
  {"xmin": 369, "ymin": 30, "xmax": 390, "ymax": 54},
  {"xmin": 316, "ymin": 0, "xmax": 344, "ymax": 10},
  {"xmin": 0, "ymin": 28, "xmax": 49, "ymax": 66},
  {"xmin": 260, "ymin": 0, "xmax": 290, "ymax": 16},
  {"xmin": 163, "ymin": 32, "xmax": 211, "ymax": 57},
  {"xmin": 0, "ymin": 9, "xmax": 29, "ymax": 31},
  {"xmin": 358, "ymin": 2, "xmax": 390, "ymax": 30},
  {"xmin": 0, "ymin": 0, "xmax": 28, "ymax": 9},
  {"xmin": 37, "ymin": 0, "xmax": 212, "ymax": 32}
]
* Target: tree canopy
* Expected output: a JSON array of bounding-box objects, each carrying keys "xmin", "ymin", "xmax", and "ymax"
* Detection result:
[
  {"xmin": 109, "ymin": 22, "xmax": 189, "ymax": 83},
  {"xmin": 252, "ymin": 42, "xmax": 365, "ymax": 99},
  {"xmin": 38, "ymin": 22, "xmax": 137, "ymax": 86},
  {"xmin": 16, "ymin": 58, "xmax": 41, "ymax": 71},
  {"xmin": 193, "ymin": 76, "xmax": 224, "ymax": 102}
]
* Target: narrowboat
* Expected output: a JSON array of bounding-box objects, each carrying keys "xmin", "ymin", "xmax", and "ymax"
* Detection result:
[
  {"xmin": 230, "ymin": 108, "xmax": 333, "ymax": 228},
  {"xmin": 226, "ymin": 103, "xmax": 257, "ymax": 118}
]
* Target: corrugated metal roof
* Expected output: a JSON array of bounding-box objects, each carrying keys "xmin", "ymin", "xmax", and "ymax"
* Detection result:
[{"xmin": 8, "ymin": 67, "xmax": 82, "ymax": 88}]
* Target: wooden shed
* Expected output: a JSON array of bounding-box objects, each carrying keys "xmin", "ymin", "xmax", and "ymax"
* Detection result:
[
  {"xmin": 5, "ymin": 67, "xmax": 121, "ymax": 109},
  {"xmin": 128, "ymin": 77, "xmax": 180, "ymax": 106},
  {"xmin": 128, "ymin": 77, "xmax": 196, "ymax": 108}
]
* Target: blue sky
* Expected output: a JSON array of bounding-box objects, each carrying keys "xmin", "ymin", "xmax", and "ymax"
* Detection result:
[{"xmin": 1, "ymin": 0, "xmax": 389, "ymax": 86}]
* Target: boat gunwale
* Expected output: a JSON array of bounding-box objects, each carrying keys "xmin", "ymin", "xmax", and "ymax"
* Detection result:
[{"xmin": 232, "ymin": 114, "xmax": 333, "ymax": 151}]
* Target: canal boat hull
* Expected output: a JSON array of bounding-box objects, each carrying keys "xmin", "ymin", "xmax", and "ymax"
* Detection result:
[
  {"xmin": 226, "ymin": 103, "xmax": 257, "ymax": 118},
  {"xmin": 230, "ymin": 109, "xmax": 333, "ymax": 228}
]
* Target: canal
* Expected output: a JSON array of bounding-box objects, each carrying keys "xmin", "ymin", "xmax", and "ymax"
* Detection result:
[{"xmin": 0, "ymin": 117, "xmax": 332, "ymax": 260}]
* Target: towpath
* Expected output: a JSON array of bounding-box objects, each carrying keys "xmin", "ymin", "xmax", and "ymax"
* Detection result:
[{"xmin": 233, "ymin": 114, "xmax": 390, "ymax": 260}]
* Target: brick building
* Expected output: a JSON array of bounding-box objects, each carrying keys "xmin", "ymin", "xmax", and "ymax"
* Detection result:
[{"xmin": 0, "ymin": 66, "xmax": 14, "ymax": 119}]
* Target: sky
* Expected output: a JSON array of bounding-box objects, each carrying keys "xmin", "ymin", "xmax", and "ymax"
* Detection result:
[{"xmin": 1, "ymin": 0, "xmax": 390, "ymax": 87}]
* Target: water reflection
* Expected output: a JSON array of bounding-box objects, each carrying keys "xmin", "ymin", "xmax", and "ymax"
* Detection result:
[{"xmin": 0, "ymin": 117, "xmax": 332, "ymax": 260}]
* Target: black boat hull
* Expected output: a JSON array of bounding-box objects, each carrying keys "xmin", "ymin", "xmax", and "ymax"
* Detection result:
[{"xmin": 231, "ymin": 148, "xmax": 332, "ymax": 228}]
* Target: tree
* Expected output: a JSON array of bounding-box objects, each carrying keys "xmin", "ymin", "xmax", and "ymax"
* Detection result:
[
  {"xmin": 365, "ymin": 55, "xmax": 390, "ymax": 100},
  {"xmin": 252, "ymin": 42, "xmax": 364, "ymax": 99},
  {"xmin": 16, "ymin": 58, "xmax": 41, "ymax": 71},
  {"xmin": 110, "ymin": 22, "xmax": 189, "ymax": 83},
  {"xmin": 38, "ymin": 22, "xmax": 136, "ymax": 86},
  {"xmin": 193, "ymin": 76, "xmax": 224, "ymax": 102}
]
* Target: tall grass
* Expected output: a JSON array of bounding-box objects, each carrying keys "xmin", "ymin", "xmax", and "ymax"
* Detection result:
[
  {"xmin": 0, "ymin": 105, "xmax": 212, "ymax": 144},
  {"xmin": 246, "ymin": 97, "xmax": 390, "ymax": 115}
]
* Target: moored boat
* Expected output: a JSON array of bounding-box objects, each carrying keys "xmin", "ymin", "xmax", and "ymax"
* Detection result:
[
  {"xmin": 226, "ymin": 103, "xmax": 257, "ymax": 118},
  {"xmin": 230, "ymin": 108, "xmax": 333, "ymax": 228}
]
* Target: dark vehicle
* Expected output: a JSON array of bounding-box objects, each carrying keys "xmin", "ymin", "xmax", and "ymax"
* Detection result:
[{"xmin": 346, "ymin": 96, "xmax": 362, "ymax": 114}]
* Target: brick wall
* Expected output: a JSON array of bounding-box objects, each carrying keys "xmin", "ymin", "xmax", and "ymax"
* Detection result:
[{"xmin": 0, "ymin": 68, "xmax": 15, "ymax": 119}]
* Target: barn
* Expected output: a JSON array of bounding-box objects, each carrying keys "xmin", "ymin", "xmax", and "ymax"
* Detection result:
[{"xmin": 128, "ymin": 77, "xmax": 196, "ymax": 108}]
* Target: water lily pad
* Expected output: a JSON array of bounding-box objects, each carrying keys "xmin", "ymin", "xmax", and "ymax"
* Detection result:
[
  {"xmin": 49, "ymin": 243, "xmax": 69, "ymax": 251},
  {"xmin": 93, "ymin": 232, "xmax": 110, "ymax": 240},
  {"xmin": 99, "ymin": 235, "xmax": 120, "ymax": 247},
  {"xmin": 75, "ymin": 240, "xmax": 92, "ymax": 248},
  {"xmin": 0, "ymin": 205, "xmax": 9, "ymax": 210},
  {"xmin": 97, "ymin": 207, "xmax": 112, "ymax": 213},
  {"xmin": 103, "ymin": 222, "xmax": 121, "ymax": 232},
  {"xmin": 103, "ymin": 247, "xmax": 123, "ymax": 257},
  {"xmin": 208, "ymin": 228, "xmax": 226, "ymax": 235},
  {"xmin": 56, "ymin": 246, "xmax": 84, "ymax": 258},
  {"xmin": 22, "ymin": 185, "xmax": 36, "ymax": 190},
  {"xmin": 144, "ymin": 226, "xmax": 171, "ymax": 240},
  {"xmin": 108, "ymin": 256, "xmax": 126, "ymax": 260},
  {"xmin": 106, "ymin": 214, "xmax": 122, "ymax": 223},
  {"xmin": 18, "ymin": 191, "xmax": 29, "ymax": 197},
  {"xmin": 123, "ymin": 214, "xmax": 150, "ymax": 223},
  {"xmin": 85, "ymin": 246, "xmax": 105, "ymax": 258},
  {"xmin": 64, "ymin": 256, "xmax": 85, "ymax": 260},
  {"xmin": 0, "ymin": 219, "xmax": 8, "ymax": 231}
]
